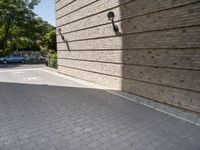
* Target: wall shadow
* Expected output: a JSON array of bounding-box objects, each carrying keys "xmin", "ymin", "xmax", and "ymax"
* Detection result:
[
  {"xmin": 0, "ymin": 82, "xmax": 156, "ymax": 119},
  {"xmin": 1, "ymin": 81, "xmax": 200, "ymax": 149},
  {"xmin": 118, "ymin": 0, "xmax": 200, "ymax": 113},
  {"xmin": 118, "ymin": 0, "xmax": 160, "ymax": 104}
]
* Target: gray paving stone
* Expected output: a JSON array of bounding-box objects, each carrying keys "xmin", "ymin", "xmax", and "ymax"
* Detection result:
[{"xmin": 0, "ymin": 67, "xmax": 200, "ymax": 150}]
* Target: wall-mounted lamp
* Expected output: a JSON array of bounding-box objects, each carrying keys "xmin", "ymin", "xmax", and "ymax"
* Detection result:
[
  {"xmin": 57, "ymin": 28, "xmax": 70, "ymax": 52},
  {"xmin": 107, "ymin": 11, "xmax": 119, "ymax": 33}
]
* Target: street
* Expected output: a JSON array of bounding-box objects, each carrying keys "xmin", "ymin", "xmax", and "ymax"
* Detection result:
[{"xmin": 0, "ymin": 65, "xmax": 200, "ymax": 150}]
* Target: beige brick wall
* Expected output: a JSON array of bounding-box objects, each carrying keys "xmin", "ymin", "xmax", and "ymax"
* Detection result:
[{"xmin": 56, "ymin": 0, "xmax": 200, "ymax": 113}]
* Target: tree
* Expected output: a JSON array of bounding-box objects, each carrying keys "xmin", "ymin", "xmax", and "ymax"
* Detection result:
[
  {"xmin": 0, "ymin": 0, "xmax": 40, "ymax": 50},
  {"xmin": 44, "ymin": 30, "xmax": 57, "ymax": 52},
  {"xmin": 0, "ymin": 0, "xmax": 57, "ymax": 57}
]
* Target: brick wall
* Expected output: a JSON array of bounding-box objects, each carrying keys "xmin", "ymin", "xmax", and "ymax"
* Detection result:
[{"xmin": 56, "ymin": 0, "xmax": 200, "ymax": 113}]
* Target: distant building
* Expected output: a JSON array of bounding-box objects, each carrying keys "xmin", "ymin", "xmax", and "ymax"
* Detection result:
[{"xmin": 55, "ymin": 0, "xmax": 200, "ymax": 113}]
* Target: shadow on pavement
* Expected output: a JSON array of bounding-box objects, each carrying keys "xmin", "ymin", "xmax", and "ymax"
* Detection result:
[
  {"xmin": 0, "ymin": 63, "xmax": 21, "ymax": 69},
  {"xmin": 0, "ymin": 82, "xmax": 200, "ymax": 150}
]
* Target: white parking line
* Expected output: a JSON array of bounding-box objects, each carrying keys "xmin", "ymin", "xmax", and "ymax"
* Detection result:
[{"xmin": 23, "ymin": 77, "xmax": 38, "ymax": 81}]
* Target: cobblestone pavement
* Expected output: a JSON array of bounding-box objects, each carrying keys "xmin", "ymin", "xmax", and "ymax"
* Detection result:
[{"xmin": 0, "ymin": 66, "xmax": 200, "ymax": 150}]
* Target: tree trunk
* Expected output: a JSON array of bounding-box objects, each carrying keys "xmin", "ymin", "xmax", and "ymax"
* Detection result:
[{"xmin": 3, "ymin": 18, "xmax": 11, "ymax": 50}]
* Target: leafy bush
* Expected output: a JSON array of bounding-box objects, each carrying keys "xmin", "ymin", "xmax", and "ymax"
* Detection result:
[{"xmin": 48, "ymin": 52, "xmax": 57, "ymax": 69}]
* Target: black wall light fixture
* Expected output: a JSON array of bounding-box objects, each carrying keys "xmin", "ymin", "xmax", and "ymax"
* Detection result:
[
  {"xmin": 57, "ymin": 28, "xmax": 70, "ymax": 52},
  {"xmin": 107, "ymin": 11, "xmax": 119, "ymax": 33}
]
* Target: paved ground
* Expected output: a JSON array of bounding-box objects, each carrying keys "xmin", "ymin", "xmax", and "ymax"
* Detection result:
[
  {"xmin": 0, "ymin": 65, "xmax": 200, "ymax": 150},
  {"xmin": 0, "ymin": 64, "xmax": 44, "ymax": 71}
]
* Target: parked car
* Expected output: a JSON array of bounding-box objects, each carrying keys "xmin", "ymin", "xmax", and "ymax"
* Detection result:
[{"xmin": 0, "ymin": 54, "xmax": 25, "ymax": 64}]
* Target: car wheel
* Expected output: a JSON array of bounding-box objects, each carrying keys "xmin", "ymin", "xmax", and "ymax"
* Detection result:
[
  {"xmin": 3, "ymin": 60, "xmax": 8, "ymax": 64},
  {"xmin": 21, "ymin": 60, "xmax": 25, "ymax": 63}
]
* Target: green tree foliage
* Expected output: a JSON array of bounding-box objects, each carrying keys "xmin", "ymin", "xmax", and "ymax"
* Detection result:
[
  {"xmin": 0, "ymin": 0, "xmax": 56, "ymax": 55},
  {"xmin": 44, "ymin": 30, "xmax": 57, "ymax": 52},
  {"xmin": 0, "ymin": 0, "xmax": 39, "ymax": 49}
]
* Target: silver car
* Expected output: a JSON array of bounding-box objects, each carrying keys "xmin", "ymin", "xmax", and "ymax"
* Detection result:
[{"xmin": 0, "ymin": 54, "xmax": 25, "ymax": 64}]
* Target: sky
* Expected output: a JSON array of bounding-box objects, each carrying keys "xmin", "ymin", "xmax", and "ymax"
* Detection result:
[{"xmin": 34, "ymin": 0, "xmax": 56, "ymax": 26}]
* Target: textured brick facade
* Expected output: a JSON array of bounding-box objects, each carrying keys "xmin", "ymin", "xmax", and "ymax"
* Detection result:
[{"xmin": 56, "ymin": 0, "xmax": 200, "ymax": 113}]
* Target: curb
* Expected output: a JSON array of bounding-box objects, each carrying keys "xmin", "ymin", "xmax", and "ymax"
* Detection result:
[{"xmin": 44, "ymin": 66, "xmax": 58, "ymax": 72}]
